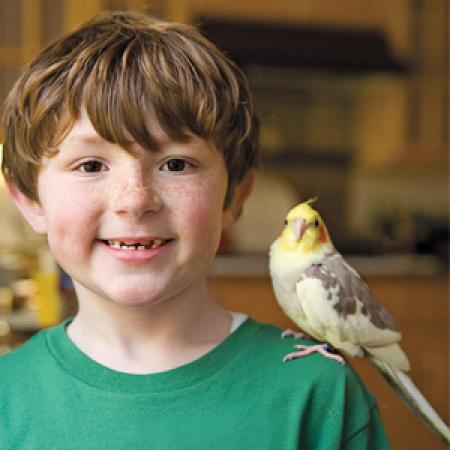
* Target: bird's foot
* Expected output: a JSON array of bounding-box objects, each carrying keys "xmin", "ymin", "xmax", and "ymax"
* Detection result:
[
  {"xmin": 281, "ymin": 329, "xmax": 311, "ymax": 340},
  {"xmin": 283, "ymin": 343, "xmax": 345, "ymax": 365}
]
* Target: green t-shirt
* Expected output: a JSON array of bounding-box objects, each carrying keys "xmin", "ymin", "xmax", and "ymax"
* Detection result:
[{"xmin": 0, "ymin": 318, "xmax": 391, "ymax": 449}]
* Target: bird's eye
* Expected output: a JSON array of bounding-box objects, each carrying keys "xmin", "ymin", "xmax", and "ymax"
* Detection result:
[
  {"xmin": 313, "ymin": 219, "xmax": 319, "ymax": 227},
  {"xmin": 284, "ymin": 219, "xmax": 289, "ymax": 226}
]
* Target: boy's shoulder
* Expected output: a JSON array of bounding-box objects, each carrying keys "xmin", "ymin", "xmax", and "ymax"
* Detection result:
[
  {"xmin": 240, "ymin": 324, "xmax": 389, "ymax": 448},
  {"xmin": 239, "ymin": 319, "xmax": 380, "ymax": 439},
  {"xmin": 242, "ymin": 319, "xmax": 356, "ymax": 377},
  {"xmin": 236, "ymin": 319, "xmax": 374, "ymax": 401}
]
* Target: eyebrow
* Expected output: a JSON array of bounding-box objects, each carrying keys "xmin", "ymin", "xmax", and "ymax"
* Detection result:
[
  {"xmin": 64, "ymin": 133, "xmax": 106, "ymax": 146},
  {"xmin": 62, "ymin": 129, "xmax": 197, "ymax": 154}
]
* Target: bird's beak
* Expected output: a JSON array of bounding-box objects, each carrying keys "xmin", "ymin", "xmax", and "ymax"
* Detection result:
[{"xmin": 293, "ymin": 219, "xmax": 308, "ymax": 241}]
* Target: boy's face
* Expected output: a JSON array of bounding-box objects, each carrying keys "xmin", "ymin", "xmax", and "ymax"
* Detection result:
[{"xmin": 12, "ymin": 109, "xmax": 242, "ymax": 308}]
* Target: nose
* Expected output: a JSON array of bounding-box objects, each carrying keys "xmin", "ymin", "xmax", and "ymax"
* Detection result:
[{"xmin": 110, "ymin": 166, "xmax": 162, "ymax": 219}]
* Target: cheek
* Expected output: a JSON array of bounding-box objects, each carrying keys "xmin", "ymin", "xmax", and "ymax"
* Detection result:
[
  {"xmin": 186, "ymin": 193, "xmax": 219, "ymax": 223},
  {"xmin": 168, "ymin": 180, "xmax": 225, "ymax": 237},
  {"xmin": 183, "ymin": 200, "xmax": 223, "ymax": 259},
  {"xmin": 43, "ymin": 188, "xmax": 101, "ymax": 257}
]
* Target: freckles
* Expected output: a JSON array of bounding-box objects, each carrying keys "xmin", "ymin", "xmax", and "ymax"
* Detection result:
[
  {"xmin": 160, "ymin": 166, "xmax": 228, "ymax": 239},
  {"xmin": 174, "ymin": 184, "xmax": 222, "ymax": 223},
  {"xmin": 45, "ymin": 189, "xmax": 100, "ymax": 258}
]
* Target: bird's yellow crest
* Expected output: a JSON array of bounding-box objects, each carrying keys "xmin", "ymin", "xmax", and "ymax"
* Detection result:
[{"xmin": 286, "ymin": 198, "xmax": 319, "ymax": 223}]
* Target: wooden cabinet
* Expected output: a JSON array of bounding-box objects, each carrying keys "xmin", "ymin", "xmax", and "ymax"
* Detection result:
[
  {"xmin": 165, "ymin": 0, "xmax": 411, "ymax": 46},
  {"xmin": 353, "ymin": 0, "xmax": 448, "ymax": 168},
  {"xmin": 209, "ymin": 274, "xmax": 449, "ymax": 450},
  {"xmin": 179, "ymin": 0, "xmax": 447, "ymax": 169}
]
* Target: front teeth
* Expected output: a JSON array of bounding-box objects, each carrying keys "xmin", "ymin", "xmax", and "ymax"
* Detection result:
[{"xmin": 107, "ymin": 240, "xmax": 166, "ymax": 250}]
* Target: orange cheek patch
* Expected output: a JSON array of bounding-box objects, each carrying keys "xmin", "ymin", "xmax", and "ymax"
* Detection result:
[{"xmin": 319, "ymin": 225, "xmax": 327, "ymax": 243}]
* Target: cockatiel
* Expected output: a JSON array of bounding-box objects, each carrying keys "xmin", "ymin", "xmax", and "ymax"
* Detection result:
[{"xmin": 269, "ymin": 199, "xmax": 450, "ymax": 444}]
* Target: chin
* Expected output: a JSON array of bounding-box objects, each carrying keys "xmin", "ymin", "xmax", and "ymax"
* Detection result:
[{"xmin": 108, "ymin": 289, "xmax": 167, "ymax": 309}]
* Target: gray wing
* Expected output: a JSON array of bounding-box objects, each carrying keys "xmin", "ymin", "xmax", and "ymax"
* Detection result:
[{"xmin": 303, "ymin": 252, "xmax": 399, "ymax": 332}]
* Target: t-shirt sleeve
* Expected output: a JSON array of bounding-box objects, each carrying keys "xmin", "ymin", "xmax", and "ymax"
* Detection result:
[
  {"xmin": 344, "ymin": 402, "xmax": 392, "ymax": 450},
  {"xmin": 339, "ymin": 364, "xmax": 393, "ymax": 450},
  {"xmin": 290, "ymin": 358, "xmax": 393, "ymax": 449}
]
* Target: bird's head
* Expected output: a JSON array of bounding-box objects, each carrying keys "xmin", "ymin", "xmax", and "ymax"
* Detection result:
[{"xmin": 278, "ymin": 199, "xmax": 332, "ymax": 253}]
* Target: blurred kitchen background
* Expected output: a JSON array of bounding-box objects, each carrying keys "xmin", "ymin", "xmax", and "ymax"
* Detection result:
[{"xmin": 0, "ymin": 1, "xmax": 448, "ymax": 449}]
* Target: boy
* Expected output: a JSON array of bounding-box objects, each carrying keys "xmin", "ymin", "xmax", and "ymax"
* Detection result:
[{"xmin": 0, "ymin": 11, "xmax": 391, "ymax": 449}]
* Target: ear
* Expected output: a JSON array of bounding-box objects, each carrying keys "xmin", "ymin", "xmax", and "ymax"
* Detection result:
[
  {"xmin": 222, "ymin": 170, "xmax": 255, "ymax": 231},
  {"xmin": 6, "ymin": 181, "xmax": 48, "ymax": 234}
]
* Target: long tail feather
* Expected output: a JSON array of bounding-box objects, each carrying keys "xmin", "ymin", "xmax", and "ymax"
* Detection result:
[{"xmin": 368, "ymin": 356, "xmax": 450, "ymax": 444}]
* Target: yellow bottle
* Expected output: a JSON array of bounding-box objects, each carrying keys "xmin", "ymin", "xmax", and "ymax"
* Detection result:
[{"xmin": 33, "ymin": 247, "xmax": 60, "ymax": 328}]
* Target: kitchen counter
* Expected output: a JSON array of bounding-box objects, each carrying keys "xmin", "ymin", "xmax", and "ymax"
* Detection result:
[{"xmin": 209, "ymin": 253, "xmax": 444, "ymax": 277}]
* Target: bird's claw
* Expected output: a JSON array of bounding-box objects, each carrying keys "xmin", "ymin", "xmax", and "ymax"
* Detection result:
[{"xmin": 283, "ymin": 343, "xmax": 345, "ymax": 366}]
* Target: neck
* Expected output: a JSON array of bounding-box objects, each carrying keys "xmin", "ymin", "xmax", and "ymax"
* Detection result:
[{"xmin": 66, "ymin": 279, "xmax": 232, "ymax": 374}]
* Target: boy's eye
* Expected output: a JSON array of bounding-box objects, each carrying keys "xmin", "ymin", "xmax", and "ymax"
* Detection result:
[
  {"xmin": 161, "ymin": 158, "xmax": 187, "ymax": 172},
  {"xmin": 77, "ymin": 160, "xmax": 106, "ymax": 173}
]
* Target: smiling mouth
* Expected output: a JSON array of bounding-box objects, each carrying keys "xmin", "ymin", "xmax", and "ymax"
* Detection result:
[{"xmin": 101, "ymin": 239, "xmax": 171, "ymax": 250}]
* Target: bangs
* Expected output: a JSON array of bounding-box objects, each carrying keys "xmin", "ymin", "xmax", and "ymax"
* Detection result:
[{"xmin": 64, "ymin": 22, "xmax": 240, "ymax": 152}]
